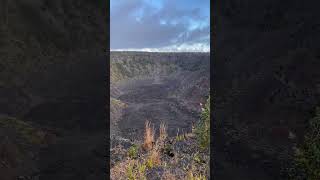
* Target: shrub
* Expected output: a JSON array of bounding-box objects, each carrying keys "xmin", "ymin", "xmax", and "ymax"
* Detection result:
[
  {"xmin": 124, "ymin": 160, "xmax": 147, "ymax": 180},
  {"xmin": 163, "ymin": 144, "xmax": 174, "ymax": 157},
  {"xmin": 127, "ymin": 161, "xmax": 136, "ymax": 180},
  {"xmin": 138, "ymin": 163, "xmax": 147, "ymax": 177},
  {"xmin": 294, "ymin": 107, "xmax": 320, "ymax": 180},
  {"xmin": 128, "ymin": 144, "xmax": 138, "ymax": 159},
  {"xmin": 195, "ymin": 96, "xmax": 210, "ymax": 150},
  {"xmin": 193, "ymin": 152, "xmax": 202, "ymax": 164},
  {"xmin": 145, "ymin": 158, "xmax": 153, "ymax": 169}
]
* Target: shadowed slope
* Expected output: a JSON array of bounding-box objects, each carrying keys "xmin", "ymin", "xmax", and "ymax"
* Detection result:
[
  {"xmin": 0, "ymin": 0, "xmax": 107, "ymax": 179},
  {"xmin": 214, "ymin": 0, "xmax": 320, "ymax": 179}
]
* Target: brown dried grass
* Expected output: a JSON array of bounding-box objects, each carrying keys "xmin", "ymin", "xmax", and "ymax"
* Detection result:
[
  {"xmin": 152, "ymin": 149, "xmax": 161, "ymax": 165},
  {"xmin": 159, "ymin": 121, "xmax": 167, "ymax": 141},
  {"xmin": 111, "ymin": 158, "xmax": 135, "ymax": 180},
  {"xmin": 143, "ymin": 120, "xmax": 155, "ymax": 151},
  {"xmin": 147, "ymin": 148, "xmax": 161, "ymax": 168}
]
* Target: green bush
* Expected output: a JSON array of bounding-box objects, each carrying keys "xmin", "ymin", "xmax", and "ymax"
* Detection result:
[
  {"xmin": 195, "ymin": 96, "xmax": 210, "ymax": 150},
  {"xmin": 126, "ymin": 160, "xmax": 147, "ymax": 180},
  {"xmin": 128, "ymin": 144, "xmax": 138, "ymax": 159},
  {"xmin": 294, "ymin": 107, "xmax": 320, "ymax": 179},
  {"xmin": 127, "ymin": 162, "xmax": 136, "ymax": 180}
]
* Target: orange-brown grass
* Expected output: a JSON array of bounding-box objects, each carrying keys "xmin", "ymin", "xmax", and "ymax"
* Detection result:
[
  {"xmin": 111, "ymin": 158, "xmax": 135, "ymax": 180},
  {"xmin": 143, "ymin": 120, "xmax": 155, "ymax": 151},
  {"xmin": 111, "ymin": 158, "xmax": 148, "ymax": 180},
  {"xmin": 146, "ymin": 148, "xmax": 161, "ymax": 168}
]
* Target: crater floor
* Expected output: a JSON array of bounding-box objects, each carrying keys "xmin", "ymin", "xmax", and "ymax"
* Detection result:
[{"xmin": 117, "ymin": 77, "xmax": 199, "ymax": 140}]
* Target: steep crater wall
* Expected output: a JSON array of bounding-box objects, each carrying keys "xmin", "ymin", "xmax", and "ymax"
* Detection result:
[
  {"xmin": 0, "ymin": 0, "xmax": 107, "ymax": 179},
  {"xmin": 0, "ymin": 0, "xmax": 107, "ymax": 131}
]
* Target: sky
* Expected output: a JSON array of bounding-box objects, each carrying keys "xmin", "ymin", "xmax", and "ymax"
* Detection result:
[{"xmin": 110, "ymin": 0, "xmax": 210, "ymax": 52}]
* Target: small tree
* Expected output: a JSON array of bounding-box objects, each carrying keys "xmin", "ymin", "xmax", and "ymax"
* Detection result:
[{"xmin": 195, "ymin": 96, "xmax": 210, "ymax": 150}]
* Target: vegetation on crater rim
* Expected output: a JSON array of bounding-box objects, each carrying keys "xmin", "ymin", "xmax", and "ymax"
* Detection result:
[{"xmin": 111, "ymin": 96, "xmax": 210, "ymax": 179}]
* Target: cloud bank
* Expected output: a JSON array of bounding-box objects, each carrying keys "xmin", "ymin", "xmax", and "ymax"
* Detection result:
[{"xmin": 111, "ymin": 0, "xmax": 210, "ymax": 52}]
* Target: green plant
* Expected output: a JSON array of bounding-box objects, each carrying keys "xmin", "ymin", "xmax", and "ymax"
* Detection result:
[
  {"xmin": 175, "ymin": 128, "xmax": 186, "ymax": 142},
  {"xmin": 146, "ymin": 158, "xmax": 153, "ymax": 168},
  {"xmin": 164, "ymin": 144, "xmax": 174, "ymax": 157},
  {"xmin": 193, "ymin": 152, "xmax": 202, "ymax": 164},
  {"xmin": 128, "ymin": 144, "xmax": 138, "ymax": 159},
  {"xmin": 138, "ymin": 163, "xmax": 147, "ymax": 176},
  {"xmin": 125, "ymin": 160, "xmax": 147, "ymax": 180},
  {"xmin": 127, "ymin": 162, "xmax": 136, "ymax": 180},
  {"xmin": 175, "ymin": 134, "xmax": 185, "ymax": 141},
  {"xmin": 294, "ymin": 107, "xmax": 320, "ymax": 179},
  {"xmin": 195, "ymin": 96, "xmax": 210, "ymax": 150}
]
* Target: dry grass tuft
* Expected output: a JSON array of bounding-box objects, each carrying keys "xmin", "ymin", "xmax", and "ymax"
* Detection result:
[
  {"xmin": 111, "ymin": 158, "xmax": 147, "ymax": 180},
  {"xmin": 186, "ymin": 167, "xmax": 207, "ymax": 180},
  {"xmin": 159, "ymin": 121, "xmax": 167, "ymax": 141},
  {"xmin": 143, "ymin": 120, "xmax": 155, "ymax": 151},
  {"xmin": 146, "ymin": 149, "xmax": 161, "ymax": 168},
  {"xmin": 157, "ymin": 121, "xmax": 168, "ymax": 150},
  {"xmin": 111, "ymin": 158, "xmax": 134, "ymax": 180},
  {"xmin": 151, "ymin": 149, "xmax": 161, "ymax": 165}
]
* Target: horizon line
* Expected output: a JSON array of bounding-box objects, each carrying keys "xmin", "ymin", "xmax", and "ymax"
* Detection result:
[
  {"xmin": 110, "ymin": 49, "xmax": 210, "ymax": 53},
  {"xmin": 110, "ymin": 50, "xmax": 210, "ymax": 53}
]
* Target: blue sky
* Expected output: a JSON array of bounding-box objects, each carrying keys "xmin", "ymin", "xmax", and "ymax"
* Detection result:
[{"xmin": 110, "ymin": 0, "xmax": 210, "ymax": 52}]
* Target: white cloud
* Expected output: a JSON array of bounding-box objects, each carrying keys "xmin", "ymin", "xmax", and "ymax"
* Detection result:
[{"xmin": 111, "ymin": 42, "xmax": 210, "ymax": 52}]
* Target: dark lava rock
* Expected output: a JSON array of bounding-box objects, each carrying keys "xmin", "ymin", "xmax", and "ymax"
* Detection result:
[
  {"xmin": 146, "ymin": 167, "xmax": 165, "ymax": 180},
  {"xmin": 111, "ymin": 137, "xmax": 134, "ymax": 149},
  {"xmin": 173, "ymin": 138, "xmax": 198, "ymax": 155}
]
